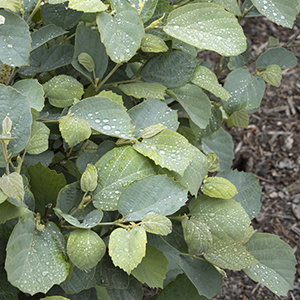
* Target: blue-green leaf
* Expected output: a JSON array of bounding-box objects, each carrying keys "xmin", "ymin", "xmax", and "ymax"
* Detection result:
[
  {"xmin": 0, "ymin": 10, "xmax": 31, "ymax": 67},
  {"xmin": 118, "ymin": 175, "xmax": 188, "ymax": 221},
  {"xmin": 164, "ymin": 3, "xmax": 246, "ymax": 56},
  {"xmin": 128, "ymin": 98, "xmax": 179, "ymax": 138},
  {"xmin": 141, "ymin": 50, "xmax": 199, "ymax": 88},
  {"xmin": 96, "ymin": 8, "xmax": 144, "ymax": 63},
  {"xmin": 5, "ymin": 213, "xmax": 70, "ymax": 295}
]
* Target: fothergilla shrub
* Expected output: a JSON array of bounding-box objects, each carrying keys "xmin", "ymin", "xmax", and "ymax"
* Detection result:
[{"xmin": 0, "ymin": 0, "xmax": 298, "ymax": 299}]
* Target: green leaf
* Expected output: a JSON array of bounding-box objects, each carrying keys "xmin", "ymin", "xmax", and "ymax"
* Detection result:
[
  {"xmin": 17, "ymin": 46, "xmax": 46, "ymax": 77},
  {"xmin": 141, "ymin": 50, "xmax": 199, "ymax": 88},
  {"xmin": 31, "ymin": 24, "xmax": 68, "ymax": 52},
  {"xmin": 179, "ymin": 255, "xmax": 223, "ymax": 298},
  {"xmin": 13, "ymin": 79, "xmax": 45, "ymax": 112},
  {"xmin": 172, "ymin": 38, "xmax": 197, "ymax": 57},
  {"xmin": 69, "ymin": 0, "xmax": 107, "ymax": 12},
  {"xmin": 98, "ymin": 90, "xmax": 123, "ymax": 106},
  {"xmin": 204, "ymin": 236, "xmax": 257, "ymax": 270},
  {"xmin": 118, "ymin": 175, "xmax": 188, "ymax": 221},
  {"xmin": 201, "ymin": 127, "xmax": 235, "ymax": 172},
  {"xmin": 251, "ymin": 0, "xmax": 298, "ymax": 28},
  {"xmin": 72, "ymin": 25, "xmax": 108, "ymax": 82},
  {"xmin": 191, "ymin": 66, "xmax": 231, "ymax": 101},
  {"xmin": 69, "ymin": 96, "xmax": 134, "ymax": 139},
  {"xmin": 54, "ymin": 207, "xmax": 103, "ymax": 229},
  {"xmin": 56, "ymin": 181, "xmax": 95, "ymax": 221},
  {"xmin": 41, "ymin": 3, "xmax": 83, "ymax": 30},
  {"xmin": 206, "ymin": 152, "xmax": 219, "ymax": 172},
  {"xmin": 227, "ymin": 55, "xmax": 245, "ymax": 70},
  {"xmin": 189, "ymin": 195, "xmax": 252, "ymax": 243},
  {"xmin": 23, "ymin": 151, "xmax": 54, "ymax": 168},
  {"xmin": 61, "ymin": 264, "xmax": 96, "ymax": 294},
  {"xmin": 256, "ymin": 47, "xmax": 297, "ymax": 71},
  {"xmin": 93, "ymin": 146, "xmax": 157, "ymax": 210},
  {"xmin": 133, "ymin": 129, "xmax": 195, "ymax": 176},
  {"xmin": 25, "ymin": 121, "xmax": 50, "ymax": 155},
  {"xmin": 0, "ymin": 0, "xmax": 21, "ymax": 12},
  {"xmin": 159, "ymin": 145, "xmax": 208, "ymax": 196},
  {"xmin": 156, "ymin": 273, "xmax": 209, "ymax": 300},
  {"xmin": 217, "ymin": 170, "xmax": 262, "ymax": 220},
  {"xmin": 242, "ymin": 0, "xmax": 262, "ymax": 17},
  {"xmin": 5, "ymin": 213, "xmax": 70, "ymax": 295},
  {"xmin": 59, "ymin": 116, "xmax": 91, "ymax": 148},
  {"xmin": 106, "ymin": 276, "xmax": 143, "ymax": 300},
  {"xmin": 141, "ymin": 213, "xmax": 172, "ymax": 235},
  {"xmin": 67, "ymin": 229, "xmax": 106, "ymax": 270},
  {"xmin": 78, "ymin": 53, "xmax": 95, "ymax": 73},
  {"xmin": 267, "ymin": 36, "xmax": 280, "ymax": 48},
  {"xmin": 109, "ymin": 227, "xmax": 147, "ymax": 274},
  {"xmin": 76, "ymin": 140, "xmax": 116, "ymax": 174},
  {"xmin": 141, "ymin": 34, "xmax": 169, "ymax": 53},
  {"xmin": 0, "ymin": 200, "xmax": 28, "ymax": 224},
  {"xmin": 40, "ymin": 45, "xmax": 75, "ymax": 72},
  {"xmin": 22, "ymin": 0, "xmax": 39, "ymax": 13},
  {"xmin": 263, "ymin": 64, "xmax": 282, "ymax": 87},
  {"xmin": 0, "ymin": 85, "xmax": 31, "ymax": 157},
  {"xmin": 131, "ymin": 245, "xmax": 169, "ymax": 288},
  {"xmin": 244, "ymin": 233, "xmax": 297, "ymax": 296},
  {"xmin": 145, "ymin": 0, "xmax": 174, "ymax": 41},
  {"xmin": 98, "ymin": 254, "xmax": 130, "ymax": 289},
  {"xmin": 0, "ymin": 188, "xmax": 7, "ymax": 204},
  {"xmin": 48, "ymin": 0, "xmax": 67, "ymax": 3},
  {"xmin": 176, "ymin": 126, "xmax": 197, "ymax": 145},
  {"xmin": 128, "ymin": 98, "xmax": 179, "ymax": 138},
  {"xmin": 170, "ymin": 84, "xmax": 211, "ymax": 129},
  {"xmin": 0, "ymin": 10, "xmax": 31, "ymax": 67},
  {"xmin": 0, "ymin": 172, "xmax": 24, "ymax": 204},
  {"xmin": 223, "ymin": 69, "xmax": 265, "ymax": 116},
  {"xmin": 182, "ymin": 218, "xmax": 212, "ymax": 255},
  {"xmin": 140, "ymin": 0, "xmax": 159, "ymax": 22},
  {"xmin": 191, "ymin": 106, "xmax": 223, "ymax": 139},
  {"xmin": 147, "ymin": 233, "xmax": 181, "ymax": 277},
  {"xmin": 41, "ymin": 297, "xmax": 70, "ymax": 300},
  {"xmin": 28, "ymin": 163, "xmax": 67, "ymax": 214},
  {"xmin": 201, "ymin": 177, "xmax": 237, "ymax": 199},
  {"xmin": 164, "ymin": 3, "xmax": 246, "ymax": 56},
  {"xmin": 0, "ymin": 264, "xmax": 19, "ymax": 300},
  {"xmin": 48, "ymin": 286, "xmax": 95, "ymax": 299},
  {"xmin": 81, "ymin": 163, "xmax": 98, "ymax": 192},
  {"xmin": 119, "ymin": 82, "xmax": 167, "ymax": 100},
  {"xmin": 96, "ymin": 8, "xmax": 144, "ymax": 63},
  {"xmin": 228, "ymin": 109, "xmax": 249, "ymax": 128},
  {"xmin": 211, "ymin": 0, "xmax": 241, "ymax": 15},
  {"xmin": 161, "ymin": 221, "xmax": 188, "ymax": 253},
  {"xmin": 141, "ymin": 124, "xmax": 167, "ymax": 139},
  {"xmin": 44, "ymin": 75, "xmax": 84, "ymax": 108}
]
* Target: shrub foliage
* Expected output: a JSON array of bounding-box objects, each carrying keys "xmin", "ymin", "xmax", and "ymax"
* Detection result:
[{"xmin": 0, "ymin": 0, "xmax": 298, "ymax": 299}]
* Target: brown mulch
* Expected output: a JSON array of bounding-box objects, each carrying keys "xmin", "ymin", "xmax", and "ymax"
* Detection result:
[{"xmin": 211, "ymin": 15, "xmax": 300, "ymax": 300}]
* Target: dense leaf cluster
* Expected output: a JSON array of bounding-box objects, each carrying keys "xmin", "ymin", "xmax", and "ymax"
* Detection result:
[{"xmin": 0, "ymin": 0, "xmax": 298, "ymax": 299}]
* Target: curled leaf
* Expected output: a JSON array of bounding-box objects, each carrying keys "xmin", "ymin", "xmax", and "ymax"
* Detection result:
[{"xmin": 201, "ymin": 177, "xmax": 237, "ymax": 199}]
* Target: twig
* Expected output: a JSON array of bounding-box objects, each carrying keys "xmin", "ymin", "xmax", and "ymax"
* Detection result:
[
  {"xmin": 273, "ymin": 218, "xmax": 300, "ymax": 248},
  {"xmin": 253, "ymin": 173, "xmax": 274, "ymax": 183}
]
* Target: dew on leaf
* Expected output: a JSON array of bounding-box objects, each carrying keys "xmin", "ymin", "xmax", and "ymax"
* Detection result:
[{"xmin": 103, "ymin": 125, "xmax": 111, "ymax": 130}]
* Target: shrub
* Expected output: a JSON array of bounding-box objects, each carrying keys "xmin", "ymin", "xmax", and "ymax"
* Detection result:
[{"xmin": 0, "ymin": 0, "xmax": 298, "ymax": 299}]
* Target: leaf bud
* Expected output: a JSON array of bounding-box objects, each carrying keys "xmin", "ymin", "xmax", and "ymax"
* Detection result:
[{"xmin": 80, "ymin": 163, "xmax": 97, "ymax": 192}]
